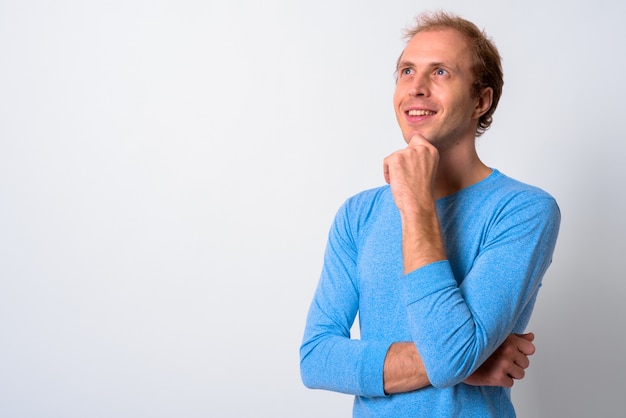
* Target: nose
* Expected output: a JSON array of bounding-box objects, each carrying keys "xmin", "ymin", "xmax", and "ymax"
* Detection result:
[{"xmin": 409, "ymin": 73, "xmax": 429, "ymax": 97}]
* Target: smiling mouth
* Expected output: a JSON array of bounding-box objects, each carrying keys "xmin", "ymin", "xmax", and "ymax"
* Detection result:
[{"xmin": 407, "ymin": 109, "xmax": 436, "ymax": 116}]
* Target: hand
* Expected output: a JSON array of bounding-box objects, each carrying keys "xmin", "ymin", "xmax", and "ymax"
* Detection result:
[
  {"xmin": 383, "ymin": 135, "xmax": 439, "ymax": 214},
  {"xmin": 463, "ymin": 333, "xmax": 536, "ymax": 388},
  {"xmin": 384, "ymin": 134, "xmax": 445, "ymax": 274}
]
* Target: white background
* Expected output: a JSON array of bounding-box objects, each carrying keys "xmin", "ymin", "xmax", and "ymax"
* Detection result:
[{"xmin": 1, "ymin": 1, "xmax": 625, "ymax": 417}]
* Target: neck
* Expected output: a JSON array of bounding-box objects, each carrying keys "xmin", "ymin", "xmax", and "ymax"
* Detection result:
[{"xmin": 433, "ymin": 141, "xmax": 491, "ymax": 199}]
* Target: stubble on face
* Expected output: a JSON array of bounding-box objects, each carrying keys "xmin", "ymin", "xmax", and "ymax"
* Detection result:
[{"xmin": 393, "ymin": 29, "xmax": 481, "ymax": 153}]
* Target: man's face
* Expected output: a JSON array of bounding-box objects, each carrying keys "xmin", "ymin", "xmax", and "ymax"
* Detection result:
[{"xmin": 393, "ymin": 28, "xmax": 490, "ymax": 151}]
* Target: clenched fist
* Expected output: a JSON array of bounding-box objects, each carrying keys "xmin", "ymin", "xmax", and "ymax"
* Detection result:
[{"xmin": 383, "ymin": 134, "xmax": 439, "ymax": 215}]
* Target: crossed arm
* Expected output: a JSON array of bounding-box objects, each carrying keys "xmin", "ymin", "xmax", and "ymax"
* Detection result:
[
  {"xmin": 381, "ymin": 134, "xmax": 534, "ymax": 393},
  {"xmin": 301, "ymin": 136, "xmax": 557, "ymax": 396},
  {"xmin": 383, "ymin": 332, "xmax": 536, "ymax": 394}
]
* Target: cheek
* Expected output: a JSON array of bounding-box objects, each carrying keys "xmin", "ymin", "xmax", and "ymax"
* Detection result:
[
  {"xmin": 392, "ymin": 89, "xmax": 402, "ymax": 107},
  {"xmin": 392, "ymin": 95, "xmax": 404, "ymax": 119},
  {"xmin": 444, "ymin": 94, "xmax": 475, "ymax": 117},
  {"xmin": 393, "ymin": 81, "xmax": 410, "ymax": 103}
]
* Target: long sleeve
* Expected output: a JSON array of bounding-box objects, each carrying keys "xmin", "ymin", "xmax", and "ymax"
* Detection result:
[
  {"xmin": 299, "ymin": 199, "xmax": 390, "ymax": 397},
  {"xmin": 402, "ymin": 190, "xmax": 561, "ymax": 388},
  {"xmin": 299, "ymin": 171, "xmax": 560, "ymax": 417}
]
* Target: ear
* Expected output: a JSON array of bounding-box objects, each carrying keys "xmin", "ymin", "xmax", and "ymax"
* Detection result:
[{"xmin": 472, "ymin": 86, "xmax": 493, "ymax": 119}]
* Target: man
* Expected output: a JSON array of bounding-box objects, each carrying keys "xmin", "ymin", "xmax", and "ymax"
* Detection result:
[{"xmin": 300, "ymin": 11, "xmax": 560, "ymax": 417}]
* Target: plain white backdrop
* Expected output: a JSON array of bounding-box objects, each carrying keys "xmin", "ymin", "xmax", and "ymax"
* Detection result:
[{"xmin": 1, "ymin": 1, "xmax": 625, "ymax": 417}]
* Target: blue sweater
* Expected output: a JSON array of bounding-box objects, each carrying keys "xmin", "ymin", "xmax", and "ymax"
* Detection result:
[{"xmin": 300, "ymin": 169, "xmax": 561, "ymax": 417}]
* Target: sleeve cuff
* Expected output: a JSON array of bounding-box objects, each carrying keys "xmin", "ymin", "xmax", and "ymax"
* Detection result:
[
  {"xmin": 402, "ymin": 260, "xmax": 457, "ymax": 304},
  {"xmin": 359, "ymin": 341, "xmax": 394, "ymax": 397}
]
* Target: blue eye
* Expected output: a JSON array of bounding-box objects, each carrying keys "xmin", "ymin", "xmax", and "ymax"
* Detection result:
[
  {"xmin": 402, "ymin": 68, "xmax": 413, "ymax": 75},
  {"xmin": 436, "ymin": 68, "xmax": 447, "ymax": 76}
]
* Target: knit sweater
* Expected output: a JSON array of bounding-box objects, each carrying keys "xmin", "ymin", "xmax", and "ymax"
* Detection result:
[{"xmin": 300, "ymin": 169, "xmax": 561, "ymax": 417}]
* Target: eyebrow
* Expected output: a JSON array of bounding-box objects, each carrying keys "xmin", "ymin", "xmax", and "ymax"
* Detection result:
[
  {"xmin": 396, "ymin": 60, "xmax": 413, "ymax": 71},
  {"xmin": 397, "ymin": 60, "xmax": 457, "ymax": 72}
]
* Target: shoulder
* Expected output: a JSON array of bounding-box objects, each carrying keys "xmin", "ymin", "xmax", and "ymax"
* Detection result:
[
  {"xmin": 443, "ymin": 170, "xmax": 560, "ymax": 236},
  {"xmin": 483, "ymin": 170, "xmax": 561, "ymax": 235},
  {"xmin": 332, "ymin": 185, "xmax": 394, "ymax": 236},
  {"xmin": 446, "ymin": 170, "xmax": 558, "ymax": 212},
  {"xmin": 344, "ymin": 185, "xmax": 391, "ymax": 210},
  {"xmin": 490, "ymin": 170, "xmax": 560, "ymax": 215}
]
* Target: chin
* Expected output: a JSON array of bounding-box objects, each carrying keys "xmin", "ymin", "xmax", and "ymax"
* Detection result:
[
  {"xmin": 402, "ymin": 130, "xmax": 430, "ymax": 143},
  {"xmin": 403, "ymin": 133, "xmax": 433, "ymax": 145}
]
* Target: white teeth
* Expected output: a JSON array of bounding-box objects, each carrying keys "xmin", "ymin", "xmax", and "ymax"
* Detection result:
[{"xmin": 408, "ymin": 109, "xmax": 435, "ymax": 116}]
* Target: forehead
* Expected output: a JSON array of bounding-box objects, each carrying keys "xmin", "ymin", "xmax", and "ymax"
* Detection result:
[{"xmin": 401, "ymin": 28, "xmax": 473, "ymax": 69}]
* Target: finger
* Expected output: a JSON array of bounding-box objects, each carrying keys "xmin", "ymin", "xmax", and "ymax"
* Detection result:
[
  {"xmin": 508, "ymin": 367, "xmax": 526, "ymax": 380},
  {"xmin": 507, "ymin": 363, "xmax": 526, "ymax": 380},
  {"xmin": 407, "ymin": 134, "xmax": 429, "ymax": 149},
  {"xmin": 516, "ymin": 336, "xmax": 536, "ymax": 356},
  {"xmin": 516, "ymin": 332, "xmax": 535, "ymax": 342},
  {"xmin": 513, "ymin": 350, "xmax": 530, "ymax": 369}
]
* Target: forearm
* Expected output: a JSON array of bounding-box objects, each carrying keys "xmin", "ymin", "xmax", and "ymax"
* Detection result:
[
  {"xmin": 400, "ymin": 205, "xmax": 446, "ymax": 274},
  {"xmin": 384, "ymin": 333, "xmax": 536, "ymax": 394},
  {"xmin": 383, "ymin": 134, "xmax": 445, "ymax": 274},
  {"xmin": 383, "ymin": 342, "xmax": 430, "ymax": 394}
]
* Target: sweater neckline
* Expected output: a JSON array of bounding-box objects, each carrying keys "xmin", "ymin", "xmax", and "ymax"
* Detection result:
[{"xmin": 436, "ymin": 168, "xmax": 501, "ymax": 203}]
